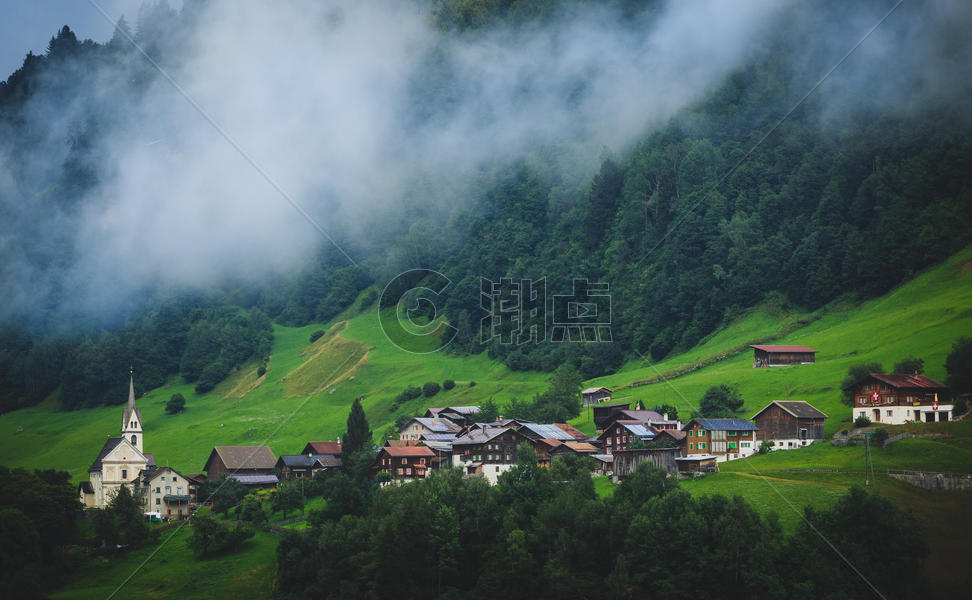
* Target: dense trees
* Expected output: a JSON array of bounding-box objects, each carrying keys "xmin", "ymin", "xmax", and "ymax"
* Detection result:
[
  {"xmin": 165, "ymin": 393, "xmax": 186, "ymax": 414},
  {"xmin": 945, "ymin": 337, "xmax": 972, "ymax": 395},
  {"xmin": 698, "ymin": 384, "xmax": 744, "ymax": 417},
  {"xmin": 275, "ymin": 461, "xmax": 928, "ymax": 600},
  {"xmin": 187, "ymin": 516, "xmax": 254, "ymax": 556}
]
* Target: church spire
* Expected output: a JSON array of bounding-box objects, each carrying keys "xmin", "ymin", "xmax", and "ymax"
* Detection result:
[
  {"xmin": 122, "ymin": 366, "xmax": 143, "ymax": 454},
  {"xmin": 128, "ymin": 366, "xmax": 136, "ymax": 411}
]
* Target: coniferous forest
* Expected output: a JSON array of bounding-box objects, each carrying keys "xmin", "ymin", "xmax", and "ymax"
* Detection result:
[{"xmin": 1, "ymin": 0, "xmax": 970, "ymax": 412}]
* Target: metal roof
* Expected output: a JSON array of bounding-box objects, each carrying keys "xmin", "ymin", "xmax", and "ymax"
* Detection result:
[
  {"xmin": 519, "ymin": 423, "xmax": 576, "ymax": 441},
  {"xmin": 420, "ymin": 433, "xmax": 459, "ymax": 442},
  {"xmin": 750, "ymin": 345, "xmax": 818, "ymax": 353},
  {"xmin": 582, "ymin": 387, "xmax": 612, "ymax": 394},
  {"xmin": 752, "ymin": 401, "xmax": 828, "ymax": 420},
  {"xmin": 453, "ymin": 427, "xmax": 510, "ymax": 445},
  {"xmin": 868, "ymin": 373, "xmax": 948, "ymax": 390},
  {"xmin": 231, "ymin": 474, "xmax": 279, "ymax": 485},
  {"xmin": 691, "ymin": 418, "xmax": 758, "ymax": 431},
  {"xmin": 410, "ymin": 417, "xmax": 461, "ymax": 433},
  {"xmin": 381, "ymin": 446, "xmax": 435, "ymax": 457}
]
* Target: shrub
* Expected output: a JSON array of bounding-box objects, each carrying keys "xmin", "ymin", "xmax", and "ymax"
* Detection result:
[
  {"xmin": 165, "ymin": 393, "xmax": 186, "ymax": 414},
  {"xmin": 469, "ymin": 381, "xmax": 477, "ymax": 387},
  {"xmin": 953, "ymin": 395, "xmax": 968, "ymax": 417},
  {"xmin": 854, "ymin": 415, "xmax": 872, "ymax": 428},
  {"xmin": 309, "ymin": 330, "xmax": 325, "ymax": 343},
  {"xmin": 758, "ymin": 440, "xmax": 772, "ymax": 455},
  {"xmin": 257, "ymin": 365, "xmax": 267, "ymax": 377},
  {"xmin": 394, "ymin": 385, "xmax": 423, "ymax": 406},
  {"xmin": 443, "ymin": 379, "xmax": 456, "ymax": 391},
  {"xmin": 187, "ymin": 516, "xmax": 254, "ymax": 556},
  {"xmin": 423, "ymin": 381, "xmax": 441, "ymax": 397},
  {"xmin": 870, "ymin": 429, "xmax": 889, "ymax": 445}
]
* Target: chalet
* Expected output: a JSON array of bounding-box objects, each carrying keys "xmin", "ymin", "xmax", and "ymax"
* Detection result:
[
  {"xmin": 591, "ymin": 454, "xmax": 613, "ymax": 477},
  {"xmin": 516, "ymin": 422, "xmax": 578, "ymax": 443},
  {"xmin": 844, "ymin": 373, "xmax": 952, "ymax": 424},
  {"xmin": 549, "ymin": 441, "xmax": 599, "ymax": 462},
  {"xmin": 650, "ymin": 429, "xmax": 687, "ymax": 448},
  {"xmin": 597, "ymin": 420, "xmax": 656, "ymax": 454},
  {"xmin": 752, "ymin": 401, "xmax": 827, "ymax": 450},
  {"xmin": 399, "ymin": 417, "xmax": 461, "ymax": 441},
  {"xmin": 612, "ymin": 447, "xmax": 681, "ymax": 481},
  {"xmin": 599, "ymin": 408, "xmax": 667, "ymax": 432},
  {"xmin": 684, "ymin": 418, "xmax": 758, "ymax": 462},
  {"xmin": 275, "ymin": 454, "xmax": 343, "ymax": 481},
  {"xmin": 554, "ymin": 423, "xmax": 589, "ymax": 440},
  {"xmin": 203, "ymin": 446, "xmax": 278, "ymax": 487},
  {"xmin": 140, "ymin": 466, "xmax": 193, "ymax": 520},
  {"xmin": 582, "ymin": 386, "xmax": 613, "ymax": 406},
  {"xmin": 592, "ymin": 401, "xmax": 636, "ymax": 431},
  {"xmin": 301, "ymin": 441, "xmax": 342, "ymax": 457},
  {"xmin": 751, "ymin": 345, "xmax": 817, "ymax": 367},
  {"xmin": 452, "ymin": 427, "xmax": 532, "ymax": 484},
  {"xmin": 376, "ymin": 445, "xmax": 435, "ymax": 485}
]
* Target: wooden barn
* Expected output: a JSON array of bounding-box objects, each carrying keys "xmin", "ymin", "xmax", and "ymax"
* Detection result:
[
  {"xmin": 592, "ymin": 401, "xmax": 633, "ymax": 431},
  {"xmin": 750, "ymin": 345, "xmax": 817, "ymax": 367},
  {"xmin": 582, "ymin": 386, "xmax": 613, "ymax": 406},
  {"xmin": 611, "ymin": 447, "xmax": 681, "ymax": 481},
  {"xmin": 751, "ymin": 401, "xmax": 827, "ymax": 450}
]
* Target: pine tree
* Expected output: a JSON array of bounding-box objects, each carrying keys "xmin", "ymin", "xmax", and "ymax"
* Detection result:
[{"xmin": 343, "ymin": 397, "xmax": 372, "ymax": 456}]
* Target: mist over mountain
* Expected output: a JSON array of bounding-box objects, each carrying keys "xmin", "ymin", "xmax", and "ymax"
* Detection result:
[{"xmin": 1, "ymin": 0, "xmax": 970, "ymax": 410}]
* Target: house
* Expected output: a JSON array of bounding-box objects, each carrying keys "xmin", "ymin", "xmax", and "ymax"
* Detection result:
[
  {"xmin": 549, "ymin": 441, "xmax": 599, "ymax": 463},
  {"xmin": 301, "ymin": 441, "xmax": 342, "ymax": 457},
  {"xmin": 592, "ymin": 401, "xmax": 636, "ymax": 431},
  {"xmin": 597, "ymin": 420, "xmax": 656, "ymax": 454},
  {"xmin": 452, "ymin": 427, "xmax": 532, "ymax": 484},
  {"xmin": 752, "ymin": 401, "xmax": 827, "ymax": 450},
  {"xmin": 844, "ymin": 373, "xmax": 952, "ymax": 424},
  {"xmin": 554, "ymin": 423, "xmax": 589, "ymax": 440},
  {"xmin": 399, "ymin": 417, "xmax": 461, "ymax": 441},
  {"xmin": 582, "ymin": 386, "xmax": 613, "ymax": 406},
  {"xmin": 436, "ymin": 406, "xmax": 482, "ymax": 427},
  {"xmin": 80, "ymin": 375, "xmax": 155, "ymax": 509},
  {"xmin": 611, "ymin": 447, "xmax": 681, "ymax": 481},
  {"xmin": 376, "ymin": 445, "xmax": 435, "ymax": 485},
  {"xmin": 650, "ymin": 429, "xmax": 687, "ymax": 448},
  {"xmin": 751, "ymin": 345, "xmax": 817, "ymax": 367},
  {"xmin": 674, "ymin": 454, "xmax": 719, "ymax": 475},
  {"xmin": 203, "ymin": 446, "xmax": 278, "ymax": 487},
  {"xmin": 516, "ymin": 422, "xmax": 578, "ymax": 443},
  {"xmin": 602, "ymin": 409, "xmax": 682, "ymax": 431},
  {"xmin": 591, "ymin": 454, "xmax": 613, "ymax": 476},
  {"xmin": 275, "ymin": 454, "xmax": 343, "ymax": 481},
  {"xmin": 684, "ymin": 418, "xmax": 758, "ymax": 462},
  {"xmin": 140, "ymin": 466, "xmax": 193, "ymax": 520}
]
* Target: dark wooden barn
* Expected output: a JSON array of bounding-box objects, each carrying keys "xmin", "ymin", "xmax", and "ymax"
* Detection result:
[
  {"xmin": 750, "ymin": 345, "xmax": 817, "ymax": 367},
  {"xmin": 751, "ymin": 401, "xmax": 827, "ymax": 448}
]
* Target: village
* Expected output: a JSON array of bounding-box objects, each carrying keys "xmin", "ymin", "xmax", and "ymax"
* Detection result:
[{"xmin": 77, "ymin": 344, "xmax": 959, "ymax": 521}]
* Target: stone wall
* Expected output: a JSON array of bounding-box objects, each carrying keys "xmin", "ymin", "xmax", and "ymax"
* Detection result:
[{"xmin": 888, "ymin": 470, "xmax": 972, "ymax": 491}]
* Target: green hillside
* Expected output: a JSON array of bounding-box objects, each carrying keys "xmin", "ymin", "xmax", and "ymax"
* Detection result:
[{"xmin": 1, "ymin": 247, "xmax": 971, "ymax": 485}]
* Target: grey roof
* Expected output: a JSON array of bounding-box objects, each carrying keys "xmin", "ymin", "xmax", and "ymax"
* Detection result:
[
  {"xmin": 675, "ymin": 454, "xmax": 718, "ymax": 461},
  {"xmin": 315, "ymin": 456, "xmax": 343, "ymax": 468},
  {"xmin": 453, "ymin": 427, "xmax": 510, "ymax": 446},
  {"xmin": 617, "ymin": 422, "xmax": 656, "ymax": 439},
  {"xmin": 693, "ymin": 418, "xmax": 758, "ymax": 431},
  {"xmin": 616, "ymin": 409, "xmax": 664, "ymax": 422},
  {"xmin": 582, "ymin": 387, "xmax": 612, "ymax": 394},
  {"xmin": 207, "ymin": 446, "xmax": 277, "ymax": 471},
  {"xmin": 420, "ymin": 440, "xmax": 454, "ymax": 452},
  {"xmin": 277, "ymin": 454, "xmax": 341, "ymax": 468},
  {"xmin": 518, "ymin": 423, "xmax": 576, "ymax": 441},
  {"xmin": 409, "ymin": 417, "xmax": 461, "ymax": 433},
  {"xmin": 753, "ymin": 401, "xmax": 828, "ymax": 420},
  {"xmin": 420, "ymin": 433, "xmax": 458, "ymax": 442},
  {"xmin": 89, "ymin": 437, "xmax": 124, "ymax": 472},
  {"xmin": 231, "ymin": 474, "xmax": 279, "ymax": 485},
  {"xmin": 592, "ymin": 454, "xmax": 614, "ymax": 463},
  {"xmin": 444, "ymin": 406, "xmax": 481, "ymax": 414},
  {"xmin": 78, "ymin": 481, "xmax": 94, "ymax": 494},
  {"xmin": 144, "ymin": 453, "xmax": 156, "ymax": 468}
]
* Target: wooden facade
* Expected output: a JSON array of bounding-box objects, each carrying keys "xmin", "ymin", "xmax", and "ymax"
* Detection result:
[
  {"xmin": 203, "ymin": 446, "xmax": 276, "ymax": 480},
  {"xmin": 582, "ymin": 387, "xmax": 613, "ymax": 407},
  {"xmin": 592, "ymin": 402, "xmax": 634, "ymax": 431},
  {"xmin": 684, "ymin": 419, "xmax": 758, "ymax": 462},
  {"xmin": 611, "ymin": 447, "xmax": 680, "ymax": 480},
  {"xmin": 750, "ymin": 345, "xmax": 817, "ymax": 367},
  {"xmin": 376, "ymin": 446, "xmax": 435, "ymax": 483},
  {"xmin": 844, "ymin": 373, "xmax": 951, "ymax": 425},
  {"xmin": 752, "ymin": 401, "xmax": 826, "ymax": 447}
]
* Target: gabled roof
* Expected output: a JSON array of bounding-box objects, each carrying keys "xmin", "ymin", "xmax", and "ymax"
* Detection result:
[
  {"xmin": 420, "ymin": 433, "xmax": 458, "ymax": 442},
  {"xmin": 690, "ymin": 418, "xmax": 758, "ymax": 431},
  {"xmin": 752, "ymin": 401, "xmax": 828, "ymax": 420},
  {"xmin": 405, "ymin": 417, "xmax": 461, "ymax": 434},
  {"xmin": 867, "ymin": 373, "xmax": 948, "ymax": 390},
  {"xmin": 654, "ymin": 429, "xmax": 687, "ymax": 441},
  {"xmin": 144, "ymin": 453, "xmax": 156, "ymax": 468},
  {"xmin": 78, "ymin": 481, "xmax": 94, "ymax": 494},
  {"xmin": 89, "ymin": 437, "xmax": 123, "ymax": 472},
  {"xmin": 140, "ymin": 466, "xmax": 189, "ymax": 483},
  {"xmin": 315, "ymin": 455, "xmax": 343, "ymax": 468},
  {"xmin": 453, "ymin": 427, "xmax": 513, "ymax": 446},
  {"xmin": 518, "ymin": 423, "xmax": 577, "ymax": 441},
  {"xmin": 205, "ymin": 446, "xmax": 276, "ymax": 471},
  {"xmin": 593, "ymin": 401, "xmax": 630, "ymax": 410},
  {"xmin": 554, "ymin": 423, "xmax": 588, "ymax": 440},
  {"xmin": 277, "ymin": 454, "xmax": 321, "ymax": 468},
  {"xmin": 562, "ymin": 441, "xmax": 598, "ymax": 453},
  {"xmin": 302, "ymin": 441, "xmax": 342, "ymax": 455},
  {"xmin": 231, "ymin": 474, "xmax": 279, "ymax": 485},
  {"xmin": 380, "ymin": 445, "xmax": 435, "ymax": 458},
  {"xmin": 599, "ymin": 420, "xmax": 656, "ymax": 440},
  {"xmin": 750, "ymin": 345, "xmax": 818, "ymax": 353},
  {"xmin": 442, "ymin": 406, "xmax": 482, "ymax": 415},
  {"xmin": 582, "ymin": 387, "xmax": 612, "ymax": 394}
]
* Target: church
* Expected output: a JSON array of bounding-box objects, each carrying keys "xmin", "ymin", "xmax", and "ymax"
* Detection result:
[{"xmin": 79, "ymin": 374, "xmax": 155, "ymax": 508}]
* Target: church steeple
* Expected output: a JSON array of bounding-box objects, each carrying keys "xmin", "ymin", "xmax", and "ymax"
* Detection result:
[{"xmin": 121, "ymin": 368, "xmax": 143, "ymax": 454}]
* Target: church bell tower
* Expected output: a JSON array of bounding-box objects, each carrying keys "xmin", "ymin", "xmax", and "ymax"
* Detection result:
[{"xmin": 121, "ymin": 369, "xmax": 144, "ymax": 454}]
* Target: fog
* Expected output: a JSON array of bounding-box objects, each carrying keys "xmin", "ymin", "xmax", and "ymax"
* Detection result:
[{"xmin": 0, "ymin": 0, "xmax": 968, "ymax": 324}]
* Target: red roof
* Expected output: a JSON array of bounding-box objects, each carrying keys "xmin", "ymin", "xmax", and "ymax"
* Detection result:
[
  {"xmin": 304, "ymin": 441, "xmax": 342, "ymax": 455},
  {"xmin": 750, "ymin": 345, "xmax": 817, "ymax": 353},
  {"xmin": 554, "ymin": 423, "xmax": 588, "ymax": 440},
  {"xmin": 869, "ymin": 373, "xmax": 948, "ymax": 390},
  {"xmin": 381, "ymin": 446, "xmax": 435, "ymax": 458}
]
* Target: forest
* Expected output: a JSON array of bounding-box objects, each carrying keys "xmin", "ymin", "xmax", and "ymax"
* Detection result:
[
  {"xmin": 275, "ymin": 454, "xmax": 927, "ymax": 600},
  {"xmin": 0, "ymin": 0, "xmax": 970, "ymax": 411}
]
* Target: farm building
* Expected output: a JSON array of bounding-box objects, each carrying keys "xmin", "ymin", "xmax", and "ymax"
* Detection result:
[
  {"xmin": 582, "ymin": 386, "xmax": 613, "ymax": 406},
  {"xmin": 675, "ymin": 455, "xmax": 719, "ymax": 475},
  {"xmin": 203, "ymin": 445, "xmax": 278, "ymax": 486},
  {"xmin": 376, "ymin": 445, "xmax": 435, "ymax": 485},
  {"xmin": 751, "ymin": 401, "xmax": 827, "ymax": 450},
  {"xmin": 611, "ymin": 447, "xmax": 681, "ymax": 481},
  {"xmin": 750, "ymin": 345, "xmax": 817, "ymax": 367},
  {"xmin": 592, "ymin": 401, "xmax": 635, "ymax": 431},
  {"xmin": 844, "ymin": 373, "xmax": 952, "ymax": 425}
]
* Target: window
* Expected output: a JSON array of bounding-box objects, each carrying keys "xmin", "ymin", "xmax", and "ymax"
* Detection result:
[
  {"xmin": 887, "ymin": 410, "xmax": 893, "ymax": 416},
  {"xmin": 420, "ymin": 459, "xmax": 426, "ymax": 465},
  {"xmin": 406, "ymin": 468, "xmax": 412, "ymax": 475},
  {"xmin": 728, "ymin": 431, "xmax": 737, "ymax": 436},
  {"xmin": 161, "ymin": 476, "xmax": 165, "ymax": 481},
  {"xmin": 397, "ymin": 468, "xmax": 403, "ymax": 475},
  {"xmin": 698, "ymin": 442, "xmax": 706, "ymax": 449},
  {"xmin": 165, "ymin": 486, "xmax": 171, "ymax": 495},
  {"xmin": 121, "ymin": 469, "xmax": 127, "ymax": 479},
  {"xmin": 689, "ymin": 443, "xmax": 694, "ymax": 450},
  {"xmin": 156, "ymin": 498, "xmax": 160, "ymax": 505},
  {"xmin": 402, "ymin": 458, "xmax": 407, "ymax": 465},
  {"xmin": 155, "ymin": 487, "xmax": 160, "ymax": 493},
  {"xmin": 688, "ymin": 430, "xmax": 693, "ymax": 437},
  {"xmin": 728, "ymin": 442, "xmax": 737, "ymax": 449},
  {"xmin": 177, "ymin": 487, "xmax": 183, "ymax": 495},
  {"xmin": 741, "ymin": 442, "xmax": 751, "ymax": 448}
]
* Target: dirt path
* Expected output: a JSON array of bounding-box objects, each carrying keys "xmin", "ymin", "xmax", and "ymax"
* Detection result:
[{"xmin": 728, "ymin": 471, "xmax": 850, "ymax": 489}]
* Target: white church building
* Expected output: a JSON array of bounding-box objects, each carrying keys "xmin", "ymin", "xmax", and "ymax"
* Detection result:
[{"xmin": 79, "ymin": 374, "xmax": 155, "ymax": 508}]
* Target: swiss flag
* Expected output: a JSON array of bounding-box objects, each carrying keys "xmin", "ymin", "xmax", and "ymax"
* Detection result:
[
  {"xmin": 872, "ymin": 391, "xmax": 880, "ymax": 403},
  {"xmin": 933, "ymin": 401, "xmax": 939, "ymax": 411}
]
